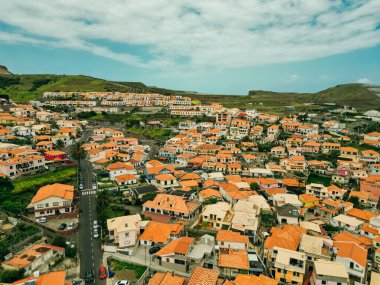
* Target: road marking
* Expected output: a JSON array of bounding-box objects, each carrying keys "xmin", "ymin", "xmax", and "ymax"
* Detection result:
[{"xmin": 81, "ymin": 190, "xmax": 97, "ymax": 196}]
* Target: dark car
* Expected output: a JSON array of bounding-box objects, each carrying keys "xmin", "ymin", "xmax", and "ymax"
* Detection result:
[
  {"xmin": 99, "ymin": 266, "xmax": 107, "ymax": 280},
  {"xmin": 85, "ymin": 268, "xmax": 95, "ymax": 283},
  {"xmin": 149, "ymin": 246, "xmax": 161, "ymax": 254},
  {"xmin": 58, "ymin": 223, "xmax": 67, "ymax": 231}
]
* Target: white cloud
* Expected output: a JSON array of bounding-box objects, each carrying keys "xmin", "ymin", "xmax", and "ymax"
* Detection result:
[
  {"xmin": 0, "ymin": 0, "xmax": 379, "ymax": 69},
  {"xmin": 357, "ymin": 77, "xmax": 372, "ymax": 84},
  {"xmin": 290, "ymin": 74, "xmax": 299, "ymax": 81}
]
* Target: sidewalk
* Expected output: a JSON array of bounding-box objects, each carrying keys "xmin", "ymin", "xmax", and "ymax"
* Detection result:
[{"xmin": 103, "ymin": 247, "xmax": 191, "ymax": 285}]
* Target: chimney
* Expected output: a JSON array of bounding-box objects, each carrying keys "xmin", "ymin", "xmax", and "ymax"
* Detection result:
[
  {"xmin": 33, "ymin": 271, "xmax": 40, "ymax": 278},
  {"xmin": 172, "ymin": 271, "xmax": 175, "ymax": 276}
]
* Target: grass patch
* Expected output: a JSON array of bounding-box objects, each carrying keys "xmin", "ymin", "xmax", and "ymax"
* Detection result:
[
  {"xmin": 13, "ymin": 166, "xmax": 77, "ymax": 193},
  {"xmin": 110, "ymin": 259, "xmax": 147, "ymax": 279},
  {"xmin": 307, "ymin": 173, "xmax": 332, "ymax": 186}
]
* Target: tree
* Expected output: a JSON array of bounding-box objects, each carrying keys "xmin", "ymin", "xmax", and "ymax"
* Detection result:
[
  {"xmin": 68, "ymin": 142, "xmax": 86, "ymax": 183},
  {"xmin": 0, "ymin": 177, "xmax": 14, "ymax": 193},
  {"xmin": 203, "ymin": 198, "xmax": 218, "ymax": 205},
  {"xmin": 55, "ymin": 139, "xmax": 65, "ymax": 150},
  {"xmin": 65, "ymin": 245, "xmax": 77, "ymax": 258},
  {"xmin": 141, "ymin": 192, "xmax": 158, "ymax": 203},
  {"xmin": 347, "ymin": 196, "xmax": 364, "ymax": 209},
  {"xmin": 0, "ymin": 269, "xmax": 25, "ymax": 283},
  {"xmin": 250, "ymin": 182, "xmax": 260, "ymax": 191},
  {"xmin": 69, "ymin": 142, "xmax": 86, "ymax": 162},
  {"xmin": 52, "ymin": 236, "xmax": 66, "ymax": 248}
]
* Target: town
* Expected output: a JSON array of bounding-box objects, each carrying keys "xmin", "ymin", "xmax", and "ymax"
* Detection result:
[{"xmin": 1, "ymin": 90, "xmax": 380, "ymax": 285}]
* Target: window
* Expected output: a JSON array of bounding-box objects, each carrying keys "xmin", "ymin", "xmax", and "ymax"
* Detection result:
[
  {"xmin": 350, "ymin": 262, "xmax": 354, "ymax": 269},
  {"xmin": 321, "ymin": 281, "xmax": 326, "ymax": 285},
  {"xmin": 294, "ymin": 272, "xmax": 300, "ymax": 277},
  {"xmin": 125, "ymin": 232, "xmax": 130, "ymax": 237},
  {"xmin": 174, "ymin": 259, "xmax": 185, "ymax": 265},
  {"xmin": 45, "ymin": 203, "xmax": 49, "ymax": 207},
  {"xmin": 37, "ymin": 204, "xmax": 44, "ymax": 209},
  {"xmin": 53, "ymin": 202, "xmax": 59, "ymax": 206},
  {"xmin": 280, "ymin": 278, "xmax": 286, "ymax": 283}
]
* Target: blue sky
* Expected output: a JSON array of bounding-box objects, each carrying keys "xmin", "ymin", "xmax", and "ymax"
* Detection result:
[{"xmin": 0, "ymin": 0, "xmax": 379, "ymax": 95}]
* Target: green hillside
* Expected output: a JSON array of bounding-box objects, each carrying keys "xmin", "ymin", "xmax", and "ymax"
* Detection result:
[{"xmin": 0, "ymin": 72, "xmax": 379, "ymax": 112}]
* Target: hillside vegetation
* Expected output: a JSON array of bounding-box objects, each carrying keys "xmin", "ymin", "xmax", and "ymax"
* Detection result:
[{"xmin": 0, "ymin": 71, "xmax": 379, "ymax": 112}]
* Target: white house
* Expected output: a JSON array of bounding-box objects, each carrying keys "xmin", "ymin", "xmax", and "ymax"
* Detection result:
[
  {"xmin": 27, "ymin": 184, "xmax": 74, "ymax": 218},
  {"xmin": 331, "ymin": 214, "xmax": 363, "ymax": 232}
]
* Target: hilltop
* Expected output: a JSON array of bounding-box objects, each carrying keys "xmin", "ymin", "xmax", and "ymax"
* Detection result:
[
  {"xmin": 0, "ymin": 65, "xmax": 12, "ymax": 75},
  {"xmin": 0, "ymin": 69, "xmax": 379, "ymax": 111}
]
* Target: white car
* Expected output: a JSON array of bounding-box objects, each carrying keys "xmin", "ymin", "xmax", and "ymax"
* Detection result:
[
  {"xmin": 93, "ymin": 228, "xmax": 99, "ymax": 238},
  {"xmin": 92, "ymin": 184, "xmax": 97, "ymax": 190},
  {"xmin": 114, "ymin": 281, "xmax": 129, "ymax": 285},
  {"xmin": 36, "ymin": 217, "xmax": 47, "ymax": 223},
  {"xmin": 93, "ymin": 220, "xmax": 98, "ymax": 228}
]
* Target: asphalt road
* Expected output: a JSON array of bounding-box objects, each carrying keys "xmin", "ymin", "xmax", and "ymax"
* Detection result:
[{"xmin": 76, "ymin": 128, "xmax": 105, "ymax": 285}]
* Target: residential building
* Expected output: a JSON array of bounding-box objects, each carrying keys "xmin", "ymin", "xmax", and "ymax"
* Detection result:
[
  {"xmin": 216, "ymin": 230, "xmax": 249, "ymax": 250},
  {"xmin": 12, "ymin": 271, "xmax": 72, "ymax": 285},
  {"xmin": 312, "ymin": 260, "xmax": 349, "ymax": 285},
  {"xmin": 139, "ymin": 221, "xmax": 184, "ymax": 246},
  {"xmin": 201, "ymin": 202, "xmax": 233, "ymax": 230},
  {"xmin": 27, "ymin": 183, "xmax": 74, "ymax": 217},
  {"xmin": 143, "ymin": 194, "xmax": 201, "ymax": 220},
  {"xmin": 3, "ymin": 244, "xmax": 64, "ymax": 275},
  {"xmin": 107, "ymin": 214, "xmax": 148, "ymax": 250},
  {"xmin": 155, "ymin": 237, "xmax": 195, "ymax": 272},
  {"xmin": 333, "ymin": 241, "xmax": 367, "ymax": 283},
  {"xmin": 273, "ymin": 247, "xmax": 306, "ymax": 285}
]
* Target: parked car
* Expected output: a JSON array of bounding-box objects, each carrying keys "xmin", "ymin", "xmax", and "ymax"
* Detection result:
[
  {"xmin": 99, "ymin": 266, "xmax": 107, "ymax": 280},
  {"xmin": 79, "ymin": 183, "xmax": 84, "ymax": 190},
  {"xmin": 92, "ymin": 184, "xmax": 97, "ymax": 190},
  {"xmin": 67, "ymin": 222, "xmax": 75, "ymax": 229},
  {"xmin": 85, "ymin": 268, "xmax": 95, "ymax": 283},
  {"xmin": 36, "ymin": 217, "xmax": 47, "ymax": 223},
  {"xmin": 114, "ymin": 281, "xmax": 129, "ymax": 285},
  {"xmin": 58, "ymin": 223, "xmax": 67, "ymax": 231},
  {"xmin": 93, "ymin": 228, "xmax": 99, "ymax": 238},
  {"xmin": 149, "ymin": 246, "xmax": 161, "ymax": 254},
  {"xmin": 93, "ymin": 220, "xmax": 98, "ymax": 228}
]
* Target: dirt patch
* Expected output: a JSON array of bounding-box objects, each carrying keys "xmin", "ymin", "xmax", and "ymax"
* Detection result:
[{"xmin": 115, "ymin": 270, "xmax": 136, "ymax": 282}]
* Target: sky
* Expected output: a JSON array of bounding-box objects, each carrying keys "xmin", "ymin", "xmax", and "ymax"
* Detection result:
[{"xmin": 0, "ymin": 0, "xmax": 379, "ymax": 95}]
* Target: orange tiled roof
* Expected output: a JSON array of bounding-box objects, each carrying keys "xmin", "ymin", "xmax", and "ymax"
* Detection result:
[
  {"xmin": 139, "ymin": 221, "xmax": 183, "ymax": 243},
  {"xmin": 187, "ymin": 266, "xmax": 219, "ymax": 285},
  {"xmin": 264, "ymin": 224, "xmax": 306, "ymax": 251},
  {"xmin": 148, "ymin": 272, "xmax": 185, "ymax": 285},
  {"xmin": 299, "ymin": 194, "xmax": 319, "ymax": 203},
  {"xmin": 12, "ymin": 271, "xmax": 70, "ymax": 285},
  {"xmin": 199, "ymin": 189, "xmax": 222, "ymax": 200},
  {"xmin": 217, "ymin": 230, "xmax": 249, "ymax": 244},
  {"xmin": 333, "ymin": 232, "xmax": 373, "ymax": 248},
  {"xmin": 31, "ymin": 184, "xmax": 74, "ymax": 203},
  {"xmin": 219, "ymin": 249, "xmax": 249, "ymax": 270},
  {"xmin": 5, "ymin": 243, "xmax": 64, "ymax": 269},
  {"xmin": 232, "ymin": 274, "xmax": 278, "ymax": 285},
  {"xmin": 155, "ymin": 237, "xmax": 194, "ymax": 256},
  {"xmin": 334, "ymin": 241, "xmax": 367, "ymax": 267},
  {"xmin": 346, "ymin": 208, "xmax": 378, "ymax": 222}
]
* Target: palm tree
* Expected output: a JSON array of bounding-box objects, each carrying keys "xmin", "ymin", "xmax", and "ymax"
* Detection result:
[
  {"xmin": 69, "ymin": 142, "xmax": 87, "ymax": 162},
  {"xmin": 68, "ymin": 142, "xmax": 87, "ymax": 186}
]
